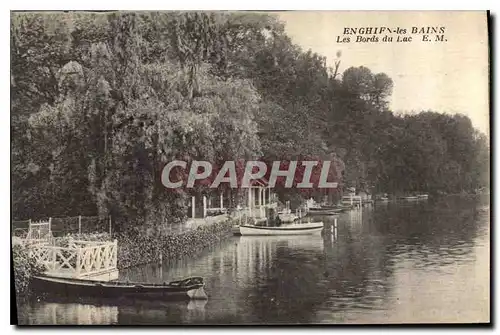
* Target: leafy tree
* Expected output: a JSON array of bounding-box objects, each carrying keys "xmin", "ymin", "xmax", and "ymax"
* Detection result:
[{"xmin": 11, "ymin": 11, "xmax": 489, "ymax": 225}]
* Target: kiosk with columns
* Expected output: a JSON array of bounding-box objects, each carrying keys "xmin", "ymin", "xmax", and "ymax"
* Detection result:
[{"xmin": 187, "ymin": 179, "xmax": 276, "ymax": 220}]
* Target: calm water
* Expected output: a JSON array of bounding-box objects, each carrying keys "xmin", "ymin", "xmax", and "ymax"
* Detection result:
[{"xmin": 17, "ymin": 195, "xmax": 490, "ymax": 325}]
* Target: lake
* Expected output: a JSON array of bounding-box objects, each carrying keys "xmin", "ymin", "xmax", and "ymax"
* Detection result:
[{"xmin": 16, "ymin": 195, "xmax": 490, "ymax": 325}]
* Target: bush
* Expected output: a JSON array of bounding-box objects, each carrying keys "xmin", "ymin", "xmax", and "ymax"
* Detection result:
[
  {"xmin": 12, "ymin": 240, "xmax": 45, "ymax": 296},
  {"xmin": 116, "ymin": 219, "xmax": 234, "ymax": 269}
]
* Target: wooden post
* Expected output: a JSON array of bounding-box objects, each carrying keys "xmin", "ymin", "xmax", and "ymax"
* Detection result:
[
  {"xmin": 51, "ymin": 247, "xmax": 56, "ymax": 272},
  {"xmin": 109, "ymin": 215, "xmax": 112, "ymax": 236},
  {"xmin": 48, "ymin": 217, "xmax": 52, "ymax": 234},
  {"xmin": 220, "ymin": 192, "xmax": 223, "ymax": 210},
  {"xmin": 191, "ymin": 196, "xmax": 196, "ymax": 219},
  {"xmin": 248, "ymin": 188, "xmax": 252, "ymax": 217},
  {"xmin": 76, "ymin": 247, "xmax": 82, "ymax": 277},
  {"xmin": 113, "ymin": 240, "xmax": 118, "ymax": 268},
  {"xmin": 334, "ymin": 217, "xmax": 338, "ymax": 239},
  {"xmin": 78, "ymin": 215, "xmax": 82, "ymax": 235},
  {"xmin": 203, "ymin": 196, "xmax": 207, "ymax": 218}
]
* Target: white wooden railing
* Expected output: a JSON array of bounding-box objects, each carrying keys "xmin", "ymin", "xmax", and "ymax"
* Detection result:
[{"xmin": 29, "ymin": 240, "xmax": 118, "ymax": 279}]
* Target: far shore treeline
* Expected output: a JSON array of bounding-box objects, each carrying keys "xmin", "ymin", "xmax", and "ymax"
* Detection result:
[{"xmin": 11, "ymin": 12, "xmax": 490, "ymax": 231}]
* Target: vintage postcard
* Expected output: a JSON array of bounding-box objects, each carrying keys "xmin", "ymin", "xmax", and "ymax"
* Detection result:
[{"xmin": 11, "ymin": 10, "xmax": 490, "ymax": 325}]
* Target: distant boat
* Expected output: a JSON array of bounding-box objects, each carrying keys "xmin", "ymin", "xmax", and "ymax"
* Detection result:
[
  {"xmin": 239, "ymin": 222, "xmax": 324, "ymax": 236},
  {"xmin": 307, "ymin": 207, "xmax": 341, "ymax": 216},
  {"xmin": 417, "ymin": 194, "xmax": 429, "ymax": 199},
  {"xmin": 31, "ymin": 275, "xmax": 208, "ymax": 300},
  {"xmin": 335, "ymin": 204, "xmax": 355, "ymax": 211},
  {"xmin": 399, "ymin": 196, "xmax": 419, "ymax": 201},
  {"xmin": 376, "ymin": 197, "xmax": 389, "ymax": 202}
]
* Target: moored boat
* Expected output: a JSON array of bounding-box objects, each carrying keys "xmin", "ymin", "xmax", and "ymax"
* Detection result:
[
  {"xmin": 335, "ymin": 204, "xmax": 354, "ymax": 211},
  {"xmin": 31, "ymin": 275, "xmax": 208, "ymax": 300},
  {"xmin": 239, "ymin": 222, "xmax": 324, "ymax": 236},
  {"xmin": 307, "ymin": 207, "xmax": 341, "ymax": 216},
  {"xmin": 232, "ymin": 217, "xmax": 267, "ymax": 235},
  {"xmin": 417, "ymin": 194, "xmax": 429, "ymax": 199},
  {"xmin": 399, "ymin": 196, "xmax": 419, "ymax": 201}
]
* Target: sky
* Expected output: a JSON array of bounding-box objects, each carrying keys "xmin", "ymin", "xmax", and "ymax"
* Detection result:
[{"xmin": 275, "ymin": 11, "xmax": 489, "ymax": 135}]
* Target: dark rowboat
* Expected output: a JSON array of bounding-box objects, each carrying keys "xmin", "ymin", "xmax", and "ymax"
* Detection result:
[{"xmin": 31, "ymin": 275, "xmax": 208, "ymax": 300}]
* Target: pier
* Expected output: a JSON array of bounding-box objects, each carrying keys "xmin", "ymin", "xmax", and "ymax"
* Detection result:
[
  {"xmin": 15, "ymin": 218, "xmax": 119, "ymax": 281},
  {"xmin": 29, "ymin": 239, "xmax": 119, "ymax": 281}
]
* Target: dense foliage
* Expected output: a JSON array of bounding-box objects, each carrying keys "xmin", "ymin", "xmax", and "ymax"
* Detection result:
[
  {"xmin": 11, "ymin": 12, "xmax": 490, "ymax": 230},
  {"xmin": 117, "ymin": 218, "xmax": 234, "ymax": 269},
  {"xmin": 12, "ymin": 238, "xmax": 45, "ymax": 295}
]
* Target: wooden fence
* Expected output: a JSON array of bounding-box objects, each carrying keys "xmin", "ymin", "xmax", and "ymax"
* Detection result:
[
  {"xmin": 12, "ymin": 219, "xmax": 30, "ymax": 238},
  {"xmin": 25, "ymin": 219, "xmax": 54, "ymax": 245},
  {"xmin": 12, "ymin": 215, "xmax": 112, "ymax": 238}
]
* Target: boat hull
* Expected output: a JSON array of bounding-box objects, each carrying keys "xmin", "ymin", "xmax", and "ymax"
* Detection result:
[
  {"xmin": 239, "ymin": 222, "xmax": 324, "ymax": 236},
  {"xmin": 231, "ymin": 225, "xmax": 241, "ymax": 235},
  {"xmin": 31, "ymin": 275, "xmax": 207, "ymax": 300}
]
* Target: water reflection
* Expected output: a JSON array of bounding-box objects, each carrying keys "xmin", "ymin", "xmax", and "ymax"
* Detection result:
[
  {"xmin": 17, "ymin": 295, "xmax": 208, "ymax": 325},
  {"xmin": 18, "ymin": 299, "xmax": 119, "ymax": 325},
  {"xmin": 17, "ymin": 195, "xmax": 489, "ymax": 324}
]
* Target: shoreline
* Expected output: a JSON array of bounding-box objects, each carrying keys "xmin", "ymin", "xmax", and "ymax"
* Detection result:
[{"xmin": 14, "ymin": 217, "xmax": 237, "ymax": 297}]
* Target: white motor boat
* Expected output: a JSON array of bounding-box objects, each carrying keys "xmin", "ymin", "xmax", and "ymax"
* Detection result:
[{"xmin": 239, "ymin": 222, "xmax": 324, "ymax": 236}]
